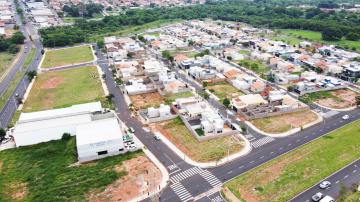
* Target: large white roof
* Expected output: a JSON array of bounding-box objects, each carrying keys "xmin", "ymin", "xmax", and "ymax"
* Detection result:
[{"xmin": 76, "ymin": 117, "xmax": 124, "ymax": 146}]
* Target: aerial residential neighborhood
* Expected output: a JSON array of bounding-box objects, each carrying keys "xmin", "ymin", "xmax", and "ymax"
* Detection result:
[{"xmin": 0, "ymin": 0, "xmax": 360, "ymax": 202}]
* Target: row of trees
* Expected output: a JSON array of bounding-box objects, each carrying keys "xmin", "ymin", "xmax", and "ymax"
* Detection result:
[
  {"xmin": 40, "ymin": 1, "xmax": 360, "ymax": 47},
  {"xmin": 0, "ymin": 32, "xmax": 25, "ymax": 53},
  {"xmin": 63, "ymin": 3, "xmax": 103, "ymax": 18}
]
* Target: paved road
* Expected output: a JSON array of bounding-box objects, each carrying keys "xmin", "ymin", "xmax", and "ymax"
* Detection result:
[{"xmin": 291, "ymin": 158, "xmax": 360, "ymax": 202}]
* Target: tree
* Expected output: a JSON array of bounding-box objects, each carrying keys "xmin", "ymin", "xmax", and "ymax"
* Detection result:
[
  {"xmin": 223, "ymin": 98, "xmax": 230, "ymax": 107},
  {"xmin": 61, "ymin": 133, "xmax": 71, "ymax": 140},
  {"xmin": 26, "ymin": 70, "xmax": 37, "ymax": 81},
  {"xmin": 356, "ymin": 96, "xmax": 360, "ymax": 107},
  {"xmin": 97, "ymin": 40, "xmax": 104, "ymax": 48},
  {"xmin": 321, "ymin": 28, "xmax": 343, "ymax": 41},
  {"xmin": 11, "ymin": 32, "xmax": 25, "ymax": 44},
  {"xmin": 346, "ymin": 32, "xmax": 360, "ymax": 41},
  {"xmin": 0, "ymin": 128, "xmax": 6, "ymax": 141}
]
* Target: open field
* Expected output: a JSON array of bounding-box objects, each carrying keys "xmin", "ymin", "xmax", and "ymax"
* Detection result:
[
  {"xmin": 153, "ymin": 118, "xmax": 244, "ymax": 162},
  {"xmin": 164, "ymin": 91, "xmax": 193, "ymax": 105},
  {"xmin": 0, "ymin": 137, "xmax": 142, "ymax": 202},
  {"xmin": 224, "ymin": 119, "xmax": 360, "ymax": 202},
  {"xmin": 206, "ymin": 81, "xmax": 243, "ymax": 102},
  {"xmin": 300, "ymin": 89, "xmax": 360, "ymax": 109},
  {"xmin": 23, "ymin": 66, "xmax": 104, "ymax": 112},
  {"xmin": 250, "ymin": 110, "xmax": 318, "ymax": 134},
  {"xmin": 41, "ymin": 45, "xmax": 94, "ymax": 68},
  {"xmin": 0, "ymin": 52, "xmax": 15, "ymax": 80},
  {"xmin": 238, "ymin": 59, "xmax": 270, "ymax": 75},
  {"xmin": 87, "ymin": 155, "xmax": 161, "ymax": 202},
  {"xmin": 275, "ymin": 29, "xmax": 360, "ymax": 51},
  {"xmin": 129, "ymin": 92, "xmax": 165, "ymax": 110}
]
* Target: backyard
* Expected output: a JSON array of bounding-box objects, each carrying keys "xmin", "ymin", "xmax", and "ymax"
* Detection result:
[
  {"xmin": 250, "ymin": 110, "xmax": 318, "ymax": 134},
  {"xmin": 206, "ymin": 81, "xmax": 243, "ymax": 102},
  {"xmin": 154, "ymin": 118, "xmax": 244, "ymax": 162},
  {"xmin": 0, "ymin": 137, "xmax": 142, "ymax": 202},
  {"xmin": 41, "ymin": 45, "xmax": 94, "ymax": 68},
  {"xmin": 224, "ymin": 119, "xmax": 360, "ymax": 202},
  {"xmin": 23, "ymin": 66, "xmax": 104, "ymax": 112}
]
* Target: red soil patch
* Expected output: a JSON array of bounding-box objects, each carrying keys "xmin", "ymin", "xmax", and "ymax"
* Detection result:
[{"xmin": 40, "ymin": 76, "xmax": 64, "ymax": 89}]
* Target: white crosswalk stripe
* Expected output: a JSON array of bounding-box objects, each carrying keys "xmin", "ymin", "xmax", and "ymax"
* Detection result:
[
  {"xmin": 251, "ymin": 136, "xmax": 275, "ymax": 148},
  {"xmin": 168, "ymin": 164, "xmax": 178, "ymax": 171},
  {"xmin": 170, "ymin": 167, "xmax": 202, "ymax": 183},
  {"xmin": 170, "ymin": 183, "xmax": 193, "ymax": 202},
  {"xmin": 198, "ymin": 170, "xmax": 222, "ymax": 187},
  {"xmin": 211, "ymin": 195, "xmax": 225, "ymax": 202}
]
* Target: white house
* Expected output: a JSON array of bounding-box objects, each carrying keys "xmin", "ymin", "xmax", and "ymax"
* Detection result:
[{"xmin": 200, "ymin": 110, "xmax": 224, "ymax": 134}]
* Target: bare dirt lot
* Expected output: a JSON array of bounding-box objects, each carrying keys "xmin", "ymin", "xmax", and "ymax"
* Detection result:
[
  {"xmin": 316, "ymin": 89, "xmax": 360, "ymax": 109},
  {"xmin": 129, "ymin": 92, "xmax": 165, "ymax": 110},
  {"xmin": 250, "ymin": 110, "xmax": 318, "ymax": 134},
  {"xmin": 87, "ymin": 155, "xmax": 161, "ymax": 202}
]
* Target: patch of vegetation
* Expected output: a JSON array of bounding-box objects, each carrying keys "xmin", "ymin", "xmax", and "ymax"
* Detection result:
[
  {"xmin": 41, "ymin": 45, "xmax": 94, "ymax": 68},
  {"xmin": 239, "ymin": 50, "xmax": 250, "ymax": 55},
  {"xmin": 238, "ymin": 59, "xmax": 270, "ymax": 75},
  {"xmin": 206, "ymin": 81, "xmax": 243, "ymax": 102},
  {"xmin": 299, "ymin": 91, "xmax": 335, "ymax": 104},
  {"xmin": 0, "ymin": 137, "xmax": 142, "ymax": 201},
  {"xmin": 225, "ymin": 119, "xmax": 360, "ymax": 202},
  {"xmin": 23, "ymin": 48, "xmax": 36, "ymax": 68},
  {"xmin": 195, "ymin": 128, "xmax": 205, "ymax": 136},
  {"xmin": 0, "ymin": 52, "xmax": 15, "ymax": 79},
  {"xmin": 164, "ymin": 91, "xmax": 193, "ymax": 105}
]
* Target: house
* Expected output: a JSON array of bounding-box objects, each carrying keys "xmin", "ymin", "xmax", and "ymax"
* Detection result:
[
  {"xmin": 231, "ymin": 94, "xmax": 268, "ymax": 112},
  {"xmin": 188, "ymin": 66, "xmax": 217, "ymax": 80},
  {"xmin": 200, "ymin": 110, "xmax": 224, "ymax": 134},
  {"xmin": 341, "ymin": 62, "xmax": 360, "ymax": 82},
  {"xmin": 76, "ymin": 116, "xmax": 126, "ymax": 162},
  {"xmin": 250, "ymin": 80, "xmax": 266, "ymax": 93}
]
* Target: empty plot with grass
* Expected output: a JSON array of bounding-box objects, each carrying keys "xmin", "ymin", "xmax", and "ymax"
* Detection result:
[
  {"xmin": 250, "ymin": 110, "xmax": 318, "ymax": 134},
  {"xmin": 0, "ymin": 137, "xmax": 142, "ymax": 202},
  {"xmin": 155, "ymin": 118, "xmax": 244, "ymax": 162},
  {"xmin": 23, "ymin": 66, "xmax": 104, "ymax": 112},
  {"xmin": 206, "ymin": 81, "xmax": 243, "ymax": 102},
  {"xmin": 41, "ymin": 45, "xmax": 94, "ymax": 68},
  {"xmin": 224, "ymin": 119, "xmax": 360, "ymax": 202},
  {"xmin": 164, "ymin": 91, "xmax": 193, "ymax": 105}
]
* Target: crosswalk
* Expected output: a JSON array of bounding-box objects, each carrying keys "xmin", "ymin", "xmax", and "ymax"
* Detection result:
[
  {"xmin": 198, "ymin": 169, "xmax": 222, "ymax": 187},
  {"xmin": 170, "ymin": 183, "xmax": 193, "ymax": 202},
  {"xmin": 211, "ymin": 195, "xmax": 225, "ymax": 202},
  {"xmin": 170, "ymin": 167, "xmax": 203, "ymax": 184},
  {"xmin": 168, "ymin": 164, "xmax": 178, "ymax": 171},
  {"xmin": 244, "ymin": 134, "xmax": 256, "ymax": 141},
  {"xmin": 251, "ymin": 136, "xmax": 275, "ymax": 148}
]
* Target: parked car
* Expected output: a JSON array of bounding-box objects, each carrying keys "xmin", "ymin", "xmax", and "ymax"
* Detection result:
[
  {"xmin": 319, "ymin": 181, "xmax": 331, "ymax": 189},
  {"xmin": 129, "ymin": 127, "xmax": 135, "ymax": 133},
  {"xmin": 154, "ymin": 135, "xmax": 160, "ymax": 141},
  {"xmin": 312, "ymin": 192, "xmax": 324, "ymax": 202},
  {"xmin": 342, "ymin": 115, "xmax": 349, "ymax": 120},
  {"xmin": 319, "ymin": 195, "xmax": 334, "ymax": 202}
]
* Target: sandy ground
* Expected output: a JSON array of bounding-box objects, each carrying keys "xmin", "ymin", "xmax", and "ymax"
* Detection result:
[
  {"xmin": 316, "ymin": 89, "xmax": 360, "ymax": 109},
  {"xmin": 88, "ymin": 156, "xmax": 162, "ymax": 202},
  {"xmin": 130, "ymin": 92, "xmax": 164, "ymax": 110}
]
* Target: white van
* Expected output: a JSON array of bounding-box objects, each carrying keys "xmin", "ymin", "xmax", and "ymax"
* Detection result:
[{"xmin": 319, "ymin": 196, "xmax": 334, "ymax": 202}]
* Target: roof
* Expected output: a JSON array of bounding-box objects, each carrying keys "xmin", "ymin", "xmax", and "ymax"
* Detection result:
[{"xmin": 76, "ymin": 117, "xmax": 123, "ymax": 146}]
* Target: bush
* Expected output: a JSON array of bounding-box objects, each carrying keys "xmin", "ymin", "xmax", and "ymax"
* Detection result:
[
  {"xmin": 223, "ymin": 98, "xmax": 230, "ymax": 107},
  {"xmin": 61, "ymin": 133, "xmax": 71, "ymax": 140}
]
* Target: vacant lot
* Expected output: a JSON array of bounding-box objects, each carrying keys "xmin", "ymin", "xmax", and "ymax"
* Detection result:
[
  {"xmin": 238, "ymin": 59, "xmax": 270, "ymax": 75},
  {"xmin": 206, "ymin": 81, "xmax": 243, "ymax": 102},
  {"xmin": 316, "ymin": 89, "xmax": 360, "ymax": 109},
  {"xmin": 164, "ymin": 91, "xmax": 193, "ymax": 104},
  {"xmin": 0, "ymin": 137, "xmax": 142, "ymax": 202},
  {"xmin": 23, "ymin": 66, "xmax": 104, "ymax": 112},
  {"xmin": 224, "ymin": 119, "xmax": 360, "ymax": 202},
  {"xmin": 250, "ymin": 110, "xmax": 318, "ymax": 134},
  {"xmin": 0, "ymin": 52, "xmax": 15, "ymax": 80},
  {"xmin": 130, "ymin": 92, "xmax": 164, "ymax": 110},
  {"xmin": 87, "ymin": 155, "xmax": 161, "ymax": 202},
  {"xmin": 41, "ymin": 45, "xmax": 94, "ymax": 68},
  {"xmin": 154, "ymin": 118, "xmax": 244, "ymax": 162}
]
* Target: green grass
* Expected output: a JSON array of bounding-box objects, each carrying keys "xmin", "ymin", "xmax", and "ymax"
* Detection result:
[
  {"xmin": 0, "ymin": 137, "xmax": 142, "ymax": 202},
  {"xmin": 88, "ymin": 19, "xmax": 183, "ymax": 42},
  {"xmin": 238, "ymin": 59, "xmax": 270, "ymax": 75},
  {"xmin": 276, "ymin": 29, "xmax": 360, "ymax": 51},
  {"xmin": 41, "ymin": 45, "xmax": 94, "ymax": 68},
  {"xmin": 23, "ymin": 66, "xmax": 104, "ymax": 112},
  {"xmin": 299, "ymin": 91, "xmax": 336, "ymax": 104},
  {"xmin": 206, "ymin": 81, "xmax": 244, "ymax": 102},
  {"xmin": 23, "ymin": 48, "xmax": 36, "ymax": 68},
  {"xmin": 63, "ymin": 17, "xmax": 79, "ymax": 24},
  {"xmin": 0, "ymin": 52, "xmax": 15, "ymax": 80},
  {"xmin": 339, "ymin": 190, "xmax": 360, "ymax": 202},
  {"xmin": 0, "ymin": 72, "xmax": 24, "ymax": 112},
  {"xmin": 225, "ymin": 119, "xmax": 360, "ymax": 202},
  {"xmin": 239, "ymin": 50, "xmax": 251, "ymax": 55},
  {"xmin": 164, "ymin": 91, "xmax": 193, "ymax": 105},
  {"xmin": 161, "ymin": 117, "xmax": 243, "ymax": 162}
]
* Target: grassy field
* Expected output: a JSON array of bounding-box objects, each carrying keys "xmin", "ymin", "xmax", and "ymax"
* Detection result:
[
  {"xmin": 339, "ymin": 190, "xmax": 360, "ymax": 202},
  {"xmin": 276, "ymin": 29, "xmax": 360, "ymax": 51},
  {"xmin": 0, "ymin": 52, "xmax": 15, "ymax": 80},
  {"xmin": 23, "ymin": 66, "xmax": 104, "ymax": 112},
  {"xmin": 41, "ymin": 45, "xmax": 94, "ymax": 68},
  {"xmin": 206, "ymin": 81, "xmax": 243, "ymax": 102},
  {"xmin": 224, "ymin": 119, "xmax": 360, "ymax": 202},
  {"xmin": 164, "ymin": 91, "xmax": 193, "ymax": 105},
  {"xmin": 89, "ymin": 19, "xmax": 182, "ymax": 41},
  {"xmin": 238, "ymin": 59, "xmax": 270, "ymax": 75},
  {"xmin": 158, "ymin": 118, "xmax": 244, "ymax": 162},
  {"xmin": 0, "ymin": 137, "xmax": 142, "ymax": 202},
  {"xmin": 250, "ymin": 110, "xmax": 318, "ymax": 134},
  {"xmin": 299, "ymin": 91, "xmax": 335, "ymax": 104}
]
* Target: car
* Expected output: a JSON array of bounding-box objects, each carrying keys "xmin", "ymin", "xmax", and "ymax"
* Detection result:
[
  {"xmin": 129, "ymin": 127, "xmax": 135, "ymax": 133},
  {"xmin": 312, "ymin": 192, "xmax": 324, "ymax": 202},
  {"xmin": 154, "ymin": 135, "xmax": 160, "ymax": 141},
  {"xmin": 342, "ymin": 114, "xmax": 349, "ymax": 120},
  {"xmin": 319, "ymin": 181, "xmax": 331, "ymax": 189},
  {"xmin": 319, "ymin": 195, "xmax": 334, "ymax": 202}
]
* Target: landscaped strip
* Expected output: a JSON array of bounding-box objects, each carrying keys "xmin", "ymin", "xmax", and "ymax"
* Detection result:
[
  {"xmin": 41, "ymin": 45, "xmax": 94, "ymax": 68},
  {"xmin": 0, "ymin": 137, "xmax": 142, "ymax": 201},
  {"xmin": 224, "ymin": 119, "xmax": 360, "ymax": 202},
  {"xmin": 22, "ymin": 66, "xmax": 104, "ymax": 112},
  {"xmin": 0, "ymin": 52, "xmax": 15, "ymax": 79}
]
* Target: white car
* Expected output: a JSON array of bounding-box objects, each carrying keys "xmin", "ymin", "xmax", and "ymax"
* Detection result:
[
  {"xmin": 319, "ymin": 181, "xmax": 331, "ymax": 189},
  {"xmin": 312, "ymin": 192, "xmax": 323, "ymax": 202},
  {"xmin": 342, "ymin": 115, "xmax": 349, "ymax": 120},
  {"xmin": 319, "ymin": 195, "xmax": 334, "ymax": 202}
]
